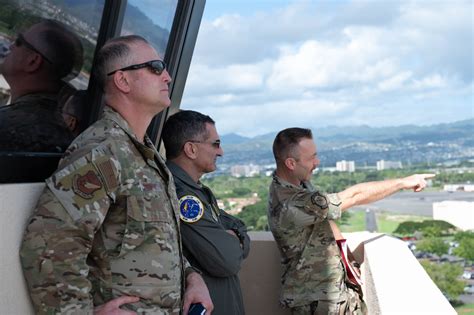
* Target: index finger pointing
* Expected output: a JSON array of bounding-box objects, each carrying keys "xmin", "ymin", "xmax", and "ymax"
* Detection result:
[{"xmin": 421, "ymin": 174, "xmax": 436, "ymax": 179}]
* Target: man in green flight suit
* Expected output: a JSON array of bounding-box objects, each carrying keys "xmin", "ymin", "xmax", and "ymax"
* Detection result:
[
  {"xmin": 268, "ymin": 127, "xmax": 434, "ymax": 315},
  {"xmin": 20, "ymin": 35, "xmax": 213, "ymax": 315},
  {"xmin": 162, "ymin": 110, "xmax": 250, "ymax": 315}
]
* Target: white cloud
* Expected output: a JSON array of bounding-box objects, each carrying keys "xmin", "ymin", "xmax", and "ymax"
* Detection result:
[
  {"xmin": 181, "ymin": 0, "xmax": 473, "ymax": 136},
  {"xmin": 378, "ymin": 71, "xmax": 412, "ymax": 91},
  {"xmin": 412, "ymin": 74, "xmax": 448, "ymax": 90}
]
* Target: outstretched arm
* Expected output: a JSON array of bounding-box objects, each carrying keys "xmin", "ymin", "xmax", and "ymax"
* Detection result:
[{"xmin": 337, "ymin": 174, "xmax": 435, "ymax": 211}]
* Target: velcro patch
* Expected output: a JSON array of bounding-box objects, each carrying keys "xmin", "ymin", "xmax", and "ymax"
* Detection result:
[
  {"xmin": 179, "ymin": 195, "xmax": 204, "ymax": 223},
  {"xmin": 311, "ymin": 192, "xmax": 329, "ymax": 209},
  {"xmin": 72, "ymin": 170, "xmax": 102, "ymax": 199}
]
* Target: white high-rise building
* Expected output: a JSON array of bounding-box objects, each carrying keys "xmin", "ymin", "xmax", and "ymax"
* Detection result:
[
  {"xmin": 336, "ymin": 160, "xmax": 355, "ymax": 172},
  {"xmin": 376, "ymin": 160, "xmax": 403, "ymax": 171},
  {"xmin": 230, "ymin": 164, "xmax": 260, "ymax": 177}
]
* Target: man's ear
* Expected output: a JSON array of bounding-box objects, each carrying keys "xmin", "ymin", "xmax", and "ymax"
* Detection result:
[
  {"xmin": 284, "ymin": 157, "xmax": 296, "ymax": 171},
  {"xmin": 183, "ymin": 142, "xmax": 198, "ymax": 160},
  {"xmin": 112, "ymin": 71, "xmax": 131, "ymax": 93},
  {"xmin": 24, "ymin": 53, "xmax": 43, "ymax": 73}
]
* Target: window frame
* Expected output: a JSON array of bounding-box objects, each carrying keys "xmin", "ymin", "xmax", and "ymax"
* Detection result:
[{"xmin": 0, "ymin": 0, "xmax": 206, "ymax": 183}]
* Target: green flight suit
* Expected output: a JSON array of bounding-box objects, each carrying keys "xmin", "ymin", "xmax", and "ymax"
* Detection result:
[{"xmin": 167, "ymin": 161, "xmax": 250, "ymax": 315}]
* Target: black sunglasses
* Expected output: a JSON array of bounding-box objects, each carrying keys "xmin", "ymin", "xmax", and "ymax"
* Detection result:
[
  {"xmin": 107, "ymin": 60, "xmax": 167, "ymax": 76},
  {"xmin": 15, "ymin": 33, "xmax": 52, "ymax": 64},
  {"xmin": 189, "ymin": 139, "xmax": 221, "ymax": 149}
]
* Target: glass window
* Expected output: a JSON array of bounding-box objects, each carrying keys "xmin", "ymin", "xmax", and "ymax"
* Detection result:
[
  {"xmin": 0, "ymin": 0, "xmax": 104, "ymax": 154},
  {"xmin": 121, "ymin": 0, "xmax": 178, "ymax": 58}
]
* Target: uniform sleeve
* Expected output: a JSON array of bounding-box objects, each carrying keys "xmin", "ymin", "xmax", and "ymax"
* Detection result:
[
  {"xmin": 20, "ymin": 150, "xmax": 120, "ymax": 314},
  {"xmin": 181, "ymin": 215, "xmax": 245, "ymax": 278},
  {"xmin": 219, "ymin": 210, "xmax": 250, "ymax": 259},
  {"xmin": 284, "ymin": 191, "xmax": 342, "ymax": 227}
]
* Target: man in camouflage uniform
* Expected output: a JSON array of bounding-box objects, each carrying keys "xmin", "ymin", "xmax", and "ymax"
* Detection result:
[
  {"xmin": 162, "ymin": 110, "xmax": 250, "ymax": 315},
  {"xmin": 267, "ymin": 127, "xmax": 434, "ymax": 315},
  {"xmin": 0, "ymin": 19, "xmax": 83, "ymax": 152},
  {"xmin": 20, "ymin": 35, "xmax": 213, "ymax": 314}
]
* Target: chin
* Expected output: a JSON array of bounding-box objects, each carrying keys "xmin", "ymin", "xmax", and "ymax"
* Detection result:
[{"xmin": 207, "ymin": 165, "xmax": 217, "ymax": 173}]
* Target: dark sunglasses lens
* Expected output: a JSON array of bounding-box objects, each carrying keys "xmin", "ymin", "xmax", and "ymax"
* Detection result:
[{"xmin": 150, "ymin": 60, "xmax": 165, "ymax": 74}]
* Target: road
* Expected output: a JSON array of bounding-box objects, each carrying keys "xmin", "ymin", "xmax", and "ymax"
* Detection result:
[
  {"xmin": 365, "ymin": 209, "xmax": 378, "ymax": 232},
  {"xmin": 354, "ymin": 191, "xmax": 474, "ymax": 216}
]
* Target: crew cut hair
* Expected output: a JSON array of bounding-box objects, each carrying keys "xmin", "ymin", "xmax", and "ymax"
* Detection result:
[
  {"xmin": 273, "ymin": 127, "xmax": 313, "ymax": 165},
  {"xmin": 94, "ymin": 35, "xmax": 149, "ymax": 91},
  {"xmin": 162, "ymin": 110, "xmax": 215, "ymax": 160}
]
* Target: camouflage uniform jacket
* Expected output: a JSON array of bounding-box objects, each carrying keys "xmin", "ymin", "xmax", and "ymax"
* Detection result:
[
  {"xmin": 166, "ymin": 161, "xmax": 250, "ymax": 315},
  {"xmin": 0, "ymin": 92, "xmax": 74, "ymax": 152},
  {"xmin": 20, "ymin": 106, "xmax": 190, "ymax": 314},
  {"xmin": 267, "ymin": 173, "xmax": 346, "ymax": 308}
]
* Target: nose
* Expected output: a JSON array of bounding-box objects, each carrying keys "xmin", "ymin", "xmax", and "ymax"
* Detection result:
[
  {"xmin": 217, "ymin": 147, "xmax": 224, "ymax": 156},
  {"xmin": 313, "ymin": 157, "xmax": 320, "ymax": 168},
  {"xmin": 162, "ymin": 69, "xmax": 172, "ymax": 83}
]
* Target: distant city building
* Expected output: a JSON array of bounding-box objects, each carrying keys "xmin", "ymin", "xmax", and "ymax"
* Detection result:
[
  {"xmin": 433, "ymin": 201, "xmax": 474, "ymax": 231},
  {"xmin": 262, "ymin": 164, "xmax": 276, "ymax": 177},
  {"xmin": 336, "ymin": 160, "xmax": 355, "ymax": 172},
  {"xmin": 376, "ymin": 160, "xmax": 403, "ymax": 170},
  {"xmin": 230, "ymin": 164, "xmax": 260, "ymax": 177},
  {"xmin": 321, "ymin": 167, "xmax": 337, "ymax": 172},
  {"xmin": 443, "ymin": 184, "xmax": 474, "ymax": 192}
]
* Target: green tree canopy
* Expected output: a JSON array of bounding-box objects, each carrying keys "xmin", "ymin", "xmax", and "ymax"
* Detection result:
[
  {"xmin": 416, "ymin": 237, "xmax": 449, "ymax": 256},
  {"xmin": 420, "ymin": 261, "xmax": 465, "ymax": 301},
  {"xmin": 236, "ymin": 200, "xmax": 267, "ymax": 231},
  {"xmin": 453, "ymin": 231, "xmax": 474, "ymax": 261},
  {"xmin": 394, "ymin": 220, "xmax": 456, "ymax": 236}
]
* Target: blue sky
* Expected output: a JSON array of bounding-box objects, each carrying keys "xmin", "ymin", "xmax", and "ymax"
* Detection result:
[{"xmin": 181, "ymin": 0, "xmax": 473, "ymax": 137}]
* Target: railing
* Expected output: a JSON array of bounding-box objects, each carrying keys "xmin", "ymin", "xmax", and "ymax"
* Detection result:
[
  {"xmin": 0, "ymin": 183, "xmax": 457, "ymax": 315},
  {"xmin": 240, "ymin": 231, "xmax": 457, "ymax": 315}
]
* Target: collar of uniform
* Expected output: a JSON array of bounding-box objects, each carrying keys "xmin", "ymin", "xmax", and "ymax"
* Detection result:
[
  {"xmin": 166, "ymin": 160, "xmax": 202, "ymax": 190},
  {"xmin": 101, "ymin": 106, "xmax": 155, "ymax": 158},
  {"xmin": 14, "ymin": 92, "xmax": 58, "ymax": 103},
  {"xmin": 5, "ymin": 92, "xmax": 58, "ymax": 110},
  {"xmin": 272, "ymin": 171, "xmax": 314, "ymax": 191}
]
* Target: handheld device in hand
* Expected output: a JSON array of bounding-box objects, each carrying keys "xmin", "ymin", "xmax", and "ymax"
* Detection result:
[{"xmin": 188, "ymin": 303, "xmax": 206, "ymax": 315}]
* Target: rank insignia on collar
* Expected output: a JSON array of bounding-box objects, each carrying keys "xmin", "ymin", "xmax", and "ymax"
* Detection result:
[{"xmin": 179, "ymin": 195, "xmax": 204, "ymax": 223}]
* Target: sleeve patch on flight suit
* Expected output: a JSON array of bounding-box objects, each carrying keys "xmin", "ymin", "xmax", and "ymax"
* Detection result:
[
  {"xmin": 179, "ymin": 195, "xmax": 204, "ymax": 223},
  {"xmin": 311, "ymin": 192, "xmax": 329, "ymax": 209},
  {"xmin": 72, "ymin": 170, "xmax": 103, "ymax": 199}
]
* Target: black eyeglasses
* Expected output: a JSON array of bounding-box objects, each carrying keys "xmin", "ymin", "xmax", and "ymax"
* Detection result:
[
  {"xmin": 15, "ymin": 33, "xmax": 52, "ymax": 64},
  {"xmin": 107, "ymin": 60, "xmax": 167, "ymax": 76},
  {"xmin": 189, "ymin": 139, "xmax": 221, "ymax": 149}
]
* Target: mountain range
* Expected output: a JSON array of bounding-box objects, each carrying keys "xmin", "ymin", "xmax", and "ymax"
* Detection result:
[{"xmin": 219, "ymin": 119, "xmax": 474, "ymax": 168}]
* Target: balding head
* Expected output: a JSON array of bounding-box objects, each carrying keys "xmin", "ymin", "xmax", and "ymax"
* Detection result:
[{"xmin": 29, "ymin": 19, "xmax": 83, "ymax": 81}]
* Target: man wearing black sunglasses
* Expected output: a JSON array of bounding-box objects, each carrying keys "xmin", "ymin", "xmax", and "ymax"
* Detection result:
[
  {"xmin": 20, "ymin": 35, "xmax": 213, "ymax": 315},
  {"xmin": 0, "ymin": 19, "xmax": 83, "ymax": 153},
  {"xmin": 163, "ymin": 110, "xmax": 250, "ymax": 315}
]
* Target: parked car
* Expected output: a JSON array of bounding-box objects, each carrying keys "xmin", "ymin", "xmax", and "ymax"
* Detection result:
[
  {"xmin": 462, "ymin": 270, "xmax": 474, "ymax": 280},
  {"xmin": 464, "ymin": 284, "xmax": 474, "ymax": 294}
]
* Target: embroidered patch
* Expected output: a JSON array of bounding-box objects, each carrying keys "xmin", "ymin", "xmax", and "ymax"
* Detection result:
[
  {"xmin": 72, "ymin": 170, "xmax": 103, "ymax": 199},
  {"xmin": 179, "ymin": 195, "xmax": 204, "ymax": 223},
  {"xmin": 311, "ymin": 192, "xmax": 328, "ymax": 209},
  {"xmin": 96, "ymin": 159, "xmax": 118, "ymax": 191}
]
